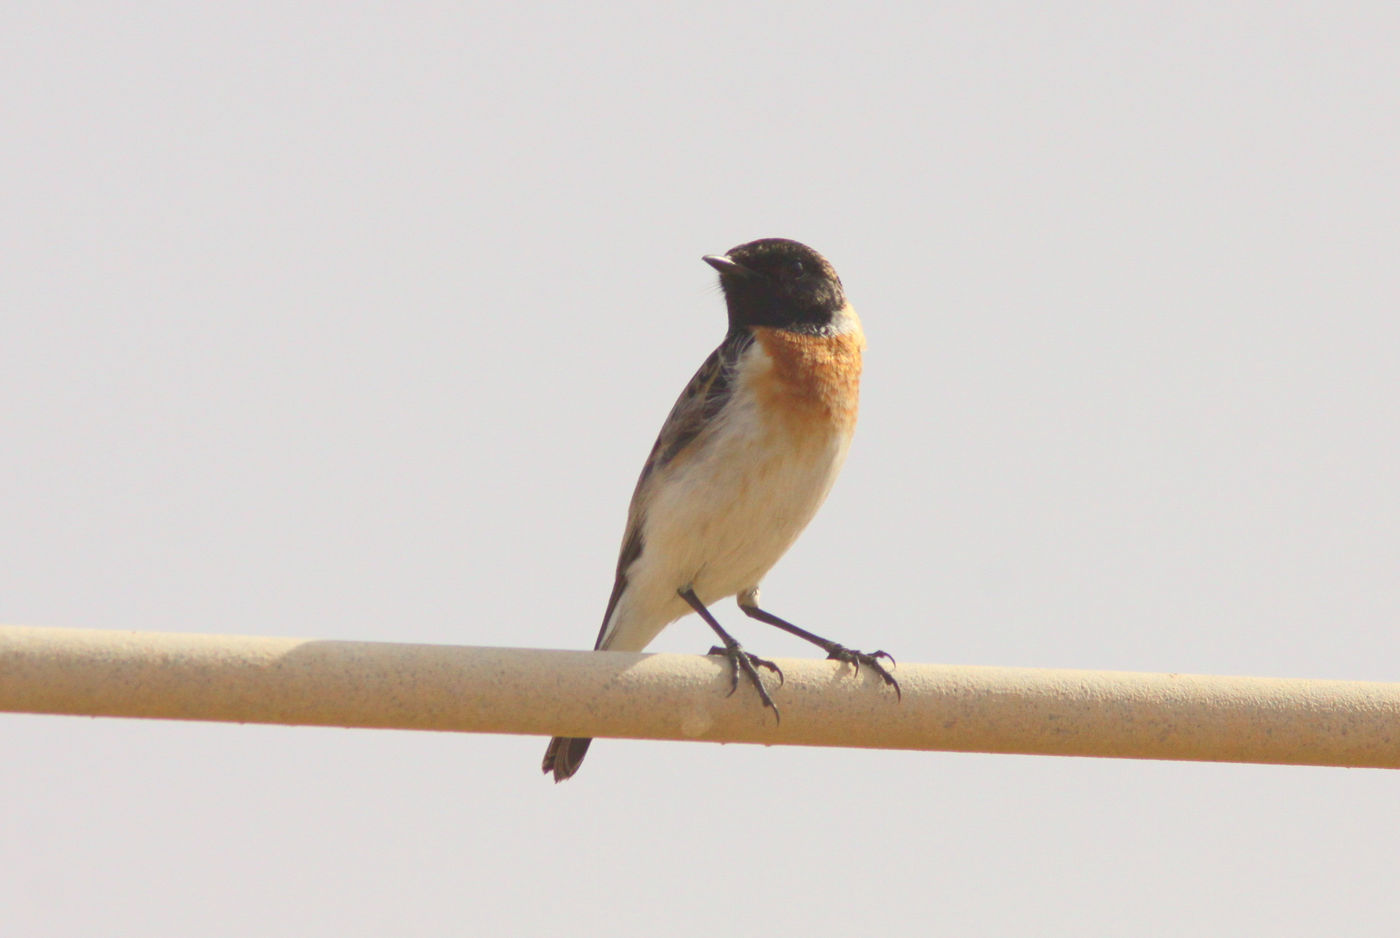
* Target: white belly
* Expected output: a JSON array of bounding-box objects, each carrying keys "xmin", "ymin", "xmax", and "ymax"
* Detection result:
[{"xmin": 600, "ymin": 361, "xmax": 854, "ymax": 652}]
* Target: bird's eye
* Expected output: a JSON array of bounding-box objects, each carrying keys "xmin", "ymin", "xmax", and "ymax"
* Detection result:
[{"xmin": 788, "ymin": 259, "xmax": 806, "ymax": 277}]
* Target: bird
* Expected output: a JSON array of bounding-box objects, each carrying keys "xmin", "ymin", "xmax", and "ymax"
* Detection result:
[{"xmin": 542, "ymin": 237, "xmax": 897, "ymax": 782}]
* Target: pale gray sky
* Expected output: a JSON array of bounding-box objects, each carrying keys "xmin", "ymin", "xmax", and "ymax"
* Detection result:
[{"xmin": 4, "ymin": 2, "xmax": 1399, "ymax": 934}]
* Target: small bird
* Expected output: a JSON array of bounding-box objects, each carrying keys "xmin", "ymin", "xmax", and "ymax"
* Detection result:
[{"xmin": 542, "ymin": 238, "xmax": 897, "ymax": 782}]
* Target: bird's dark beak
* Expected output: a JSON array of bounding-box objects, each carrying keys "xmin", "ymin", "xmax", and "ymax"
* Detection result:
[{"xmin": 702, "ymin": 254, "xmax": 757, "ymax": 280}]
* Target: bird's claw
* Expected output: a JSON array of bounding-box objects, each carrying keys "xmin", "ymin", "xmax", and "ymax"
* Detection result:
[
  {"xmin": 825, "ymin": 646, "xmax": 901, "ymax": 701},
  {"xmin": 706, "ymin": 644, "xmax": 783, "ymax": 722}
]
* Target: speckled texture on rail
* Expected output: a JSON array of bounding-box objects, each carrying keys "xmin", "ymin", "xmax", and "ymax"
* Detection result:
[{"xmin": 2, "ymin": 624, "xmax": 1398, "ymax": 768}]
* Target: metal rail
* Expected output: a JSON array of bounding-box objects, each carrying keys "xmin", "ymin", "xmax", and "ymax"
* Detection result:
[{"xmin": 3, "ymin": 625, "xmax": 1397, "ymax": 769}]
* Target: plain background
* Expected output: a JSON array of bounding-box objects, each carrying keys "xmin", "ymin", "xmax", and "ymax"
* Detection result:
[{"xmin": 3, "ymin": 3, "xmax": 1398, "ymax": 934}]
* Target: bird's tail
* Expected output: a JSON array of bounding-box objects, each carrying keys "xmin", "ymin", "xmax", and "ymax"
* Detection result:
[
  {"xmin": 542, "ymin": 554, "xmax": 639, "ymax": 782},
  {"xmin": 541, "ymin": 735, "xmax": 593, "ymax": 782}
]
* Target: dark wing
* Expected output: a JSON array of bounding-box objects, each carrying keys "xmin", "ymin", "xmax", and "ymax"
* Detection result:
[
  {"xmin": 637, "ymin": 327, "xmax": 754, "ymax": 486},
  {"xmin": 591, "ymin": 328, "xmax": 754, "ymax": 649}
]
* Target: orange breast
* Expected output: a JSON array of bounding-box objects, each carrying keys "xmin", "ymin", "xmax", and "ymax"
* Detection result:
[{"xmin": 750, "ymin": 320, "xmax": 865, "ymax": 439}]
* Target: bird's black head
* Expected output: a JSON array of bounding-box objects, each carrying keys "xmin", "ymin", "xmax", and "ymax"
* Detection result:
[{"xmin": 703, "ymin": 238, "xmax": 848, "ymax": 333}]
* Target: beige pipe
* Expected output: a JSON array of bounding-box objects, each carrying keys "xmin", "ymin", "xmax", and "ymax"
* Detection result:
[{"xmin": 2, "ymin": 624, "xmax": 1397, "ymax": 769}]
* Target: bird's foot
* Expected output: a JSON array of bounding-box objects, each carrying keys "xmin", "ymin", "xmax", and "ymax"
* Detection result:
[
  {"xmin": 823, "ymin": 645, "xmax": 901, "ymax": 700},
  {"xmin": 706, "ymin": 644, "xmax": 783, "ymax": 722}
]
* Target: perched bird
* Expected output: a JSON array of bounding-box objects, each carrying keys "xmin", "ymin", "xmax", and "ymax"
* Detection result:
[{"xmin": 542, "ymin": 238, "xmax": 897, "ymax": 782}]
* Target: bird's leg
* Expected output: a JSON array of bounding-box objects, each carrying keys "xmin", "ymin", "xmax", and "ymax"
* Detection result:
[
  {"xmin": 737, "ymin": 589, "xmax": 900, "ymax": 700},
  {"xmin": 678, "ymin": 587, "xmax": 782, "ymax": 722}
]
